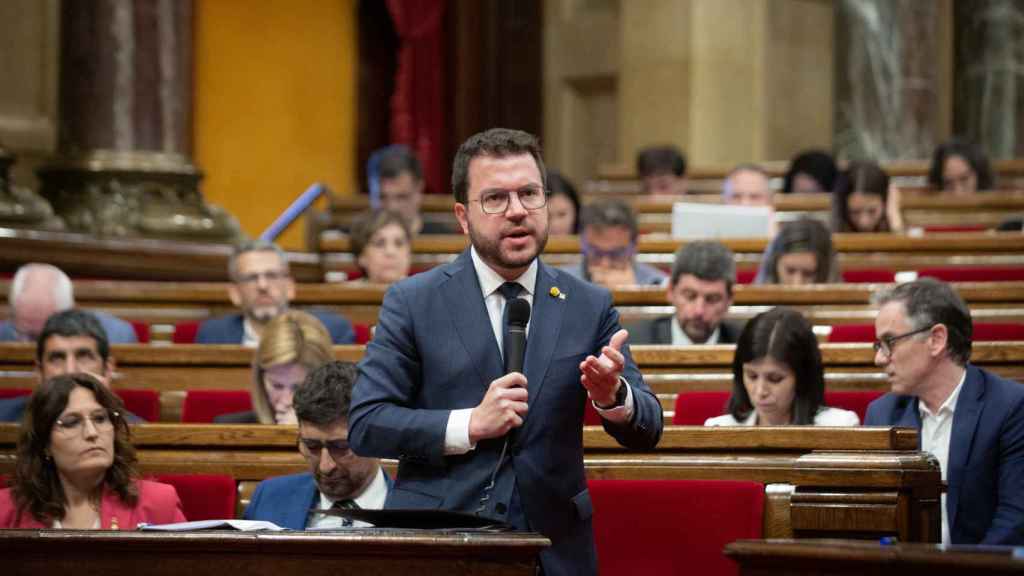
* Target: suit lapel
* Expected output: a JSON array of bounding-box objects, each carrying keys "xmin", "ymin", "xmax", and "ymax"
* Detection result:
[
  {"xmin": 946, "ymin": 367, "xmax": 984, "ymax": 533},
  {"xmin": 441, "ymin": 250, "xmax": 504, "ymax": 387},
  {"xmin": 523, "ymin": 262, "xmax": 565, "ymax": 408},
  {"xmin": 289, "ymin": 475, "xmax": 320, "ymax": 530},
  {"xmin": 655, "ymin": 316, "xmax": 672, "ymax": 344}
]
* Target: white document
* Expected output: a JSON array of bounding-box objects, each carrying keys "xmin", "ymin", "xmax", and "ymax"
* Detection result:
[{"xmin": 138, "ymin": 519, "xmax": 286, "ymax": 531}]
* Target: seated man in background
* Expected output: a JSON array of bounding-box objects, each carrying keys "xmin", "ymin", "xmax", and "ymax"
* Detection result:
[
  {"xmin": 0, "ymin": 263, "xmax": 137, "ymax": 344},
  {"xmin": 722, "ymin": 164, "xmax": 773, "ymax": 207},
  {"xmin": 196, "ymin": 240, "xmax": 354, "ymax": 345},
  {"xmin": 866, "ymin": 278, "xmax": 1024, "ymax": 545},
  {"xmin": 0, "ymin": 309, "xmax": 143, "ymax": 423},
  {"xmin": 627, "ymin": 241, "xmax": 742, "ymax": 344},
  {"xmin": 372, "ymin": 145, "xmax": 453, "ymax": 235},
  {"xmin": 561, "ymin": 199, "xmax": 667, "ymax": 288},
  {"xmin": 637, "ymin": 145, "xmax": 687, "ymax": 196},
  {"xmin": 244, "ymin": 361, "xmax": 389, "ymax": 529}
]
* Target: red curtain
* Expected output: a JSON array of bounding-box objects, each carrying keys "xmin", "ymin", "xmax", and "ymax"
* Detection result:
[{"xmin": 386, "ymin": 0, "xmax": 447, "ymax": 195}]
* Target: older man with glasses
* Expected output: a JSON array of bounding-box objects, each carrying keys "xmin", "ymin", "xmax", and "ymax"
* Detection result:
[
  {"xmin": 559, "ymin": 198, "xmax": 667, "ymax": 289},
  {"xmin": 195, "ymin": 239, "xmax": 354, "ymax": 345},
  {"xmin": 865, "ymin": 278, "xmax": 1024, "ymax": 545},
  {"xmin": 244, "ymin": 361, "xmax": 389, "ymax": 529}
]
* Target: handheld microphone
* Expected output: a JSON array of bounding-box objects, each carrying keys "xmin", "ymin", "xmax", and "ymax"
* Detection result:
[
  {"xmin": 504, "ymin": 298, "xmax": 531, "ymax": 374},
  {"xmin": 477, "ymin": 297, "xmax": 531, "ymax": 517}
]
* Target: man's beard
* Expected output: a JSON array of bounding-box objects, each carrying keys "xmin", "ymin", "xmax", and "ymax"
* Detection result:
[
  {"xmin": 315, "ymin": 469, "xmax": 360, "ymax": 501},
  {"xmin": 682, "ymin": 319, "xmax": 714, "ymax": 344},
  {"xmin": 247, "ymin": 302, "xmax": 287, "ymax": 324},
  {"xmin": 467, "ymin": 219, "xmax": 548, "ymax": 273}
]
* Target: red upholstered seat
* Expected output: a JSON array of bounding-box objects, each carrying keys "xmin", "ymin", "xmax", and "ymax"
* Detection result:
[
  {"xmin": 129, "ymin": 321, "xmax": 151, "ymax": 343},
  {"xmin": 736, "ymin": 269, "xmax": 757, "ymax": 285},
  {"xmin": 172, "ymin": 321, "xmax": 201, "ymax": 344},
  {"xmin": 353, "ymin": 323, "xmax": 373, "ymax": 344},
  {"xmin": 0, "ymin": 388, "xmax": 31, "ymax": 400},
  {"xmin": 918, "ymin": 266, "xmax": 1024, "ymax": 282},
  {"xmin": 841, "ymin": 268, "xmax": 897, "ymax": 283},
  {"xmin": 181, "ymin": 390, "xmax": 253, "ymax": 423},
  {"xmin": 829, "ymin": 322, "xmax": 1024, "ymax": 343},
  {"xmin": 114, "ymin": 389, "xmax": 161, "ymax": 422},
  {"xmin": 823, "ymin": 390, "xmax": 883, "ymax": 424},
  {"xmin": 151, "ymin": 474, "xmax": 237, "ymax": 521},
  {"xmin": 673, "ymin": 391, "xmax": 731, "ymax": 425},
  {"xmin": 589, "ymin": 479, "xmax": 763, "ymax": 576}
]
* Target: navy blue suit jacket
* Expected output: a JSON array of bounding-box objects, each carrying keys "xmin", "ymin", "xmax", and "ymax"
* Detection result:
[
  {"xmin": 865, "ymin": 364, "xmax": 1024, "ymax": 545},
  {"xmin": 349, "ymin": 250, "xmax": 664, "ymax": 576},
  {"xmin": 244, "ymin": 471, "xmax": 391, "ymax": 530},
  {"xmin": 195, "ymin": 309, "xmax": 355, "ymax": 345}
]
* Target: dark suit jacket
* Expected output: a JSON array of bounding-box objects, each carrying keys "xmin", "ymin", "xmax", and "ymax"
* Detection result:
[
  {"xmin": 243, "ymin": 471, "xmax": 392, "ymax": 530},
  {"xmin": 625, "ymin": 315, "xmax": 743, "ymax": 345},
  {"xmin": 0, "ymin": 394, "xmax": 144, "ymax": 424},
  {"xmin": 349, "ymin": 250, "xmax": 664, "ymax": 576},
  {"xmin": 195, "ymin": 308, "xmax": 355, "ymax": 345},
  {"xmin": 865, "ymin": 364, "xmax": 1024, "ymax": 545},
  {"xmin": 212, "ymin": 410, "xmax": 258, "ymax": 424}
]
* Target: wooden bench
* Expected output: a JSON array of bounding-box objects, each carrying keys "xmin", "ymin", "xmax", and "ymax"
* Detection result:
[
  {"xmin": 0, "ymin": 424, "xmax": 939, "ymax": 542},
  {"xmin": 2, "ymin": 342, "xmax": 1022, "ymax": 421},
  {"xmin": 4, "ymin": 279, "xmax": 1023, "ymax": 342}
]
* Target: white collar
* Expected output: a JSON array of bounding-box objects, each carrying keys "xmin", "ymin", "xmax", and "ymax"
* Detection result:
[
  {"xmin": 919, "ymin": 368, "xmax": 967, "ymax": 419},
  {"xmin": 670, "ymin": 317, "xmax": 720, "ymax": 345},
  {"xmin": 469, "ymin": 246, "xmax": 538, "ymax": 298}
]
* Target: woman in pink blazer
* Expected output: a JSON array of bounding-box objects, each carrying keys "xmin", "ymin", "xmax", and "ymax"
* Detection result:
[{"xmin": 0, "ymin": 373, "xmax": 185, "ymax": 529}]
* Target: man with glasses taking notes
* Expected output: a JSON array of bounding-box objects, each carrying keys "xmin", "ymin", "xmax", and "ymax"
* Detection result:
[
  {"xmin": 865, "ymin": 278, "xmax": 1024, "ymax": 545},
  {"xmin": 196, "ymin": 240, "xmax": 354, "ymax": 345},
  {"xmin": 244, "ymin": 361, "xmax": 389, "ymax": 529},
  {"xmin": 559, "ymin": 199, "xmax": 667, "ymax": 289}
]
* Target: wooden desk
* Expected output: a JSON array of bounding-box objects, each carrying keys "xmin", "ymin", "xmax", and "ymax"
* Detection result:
[
  {"xmin": 725, "ymin": 538, "xmax": 1024, "ymax": 575},
  {"xmin": 0, "ymin": 424, "xmax": 941, "ymax": 543},
  {"xmin": 1, "ymin": 529, "xmax": 549, "ymax": 576}
]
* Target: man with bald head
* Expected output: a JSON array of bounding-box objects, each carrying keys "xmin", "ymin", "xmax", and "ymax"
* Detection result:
[
  {"xmin": 722, "ymin": 164, "xmax": 773, "ymax": 207},
  {"xmin": 0, "ymin": 263, "xmax": 137, "ymax": 343}
]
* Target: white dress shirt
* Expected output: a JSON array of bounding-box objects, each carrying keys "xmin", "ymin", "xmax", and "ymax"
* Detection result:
[
  {"xmin": 443, "ymin": 248, "xmax": 634, "ymax": 455},
  {"xmin": 919, "ymin": 370, "xmax": 966, "ymax": 545},
  {"xmin": 241, "ymin": 318, "xmax": 260, "ymax": 348},
  {"xmin": 670, "ymin": 318, "xmax": 721, "ymax": 346},
  {"xmin": 307, "ymin": 467, "xmax": 388, "ymax": 529}
]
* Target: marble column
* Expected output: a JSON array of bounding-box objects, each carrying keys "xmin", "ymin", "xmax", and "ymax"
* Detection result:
[
  {"xmin": 834, "ymin": 0, "xmax": 951, "ymax": 161},
  {"xmin": 953, "ymin": 0, "xmax": 1024, "ymax": 159},
  {"xmin": 37, "ymin": 0, "xmax": 240, "ymax": 241}
]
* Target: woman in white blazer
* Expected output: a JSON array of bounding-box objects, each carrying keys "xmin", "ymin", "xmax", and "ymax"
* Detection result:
[{"xmin": 705, "ymin": 307, "xmax": 860, "ymax": 427}]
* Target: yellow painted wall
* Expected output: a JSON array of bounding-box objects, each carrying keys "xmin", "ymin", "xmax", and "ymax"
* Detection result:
[{"xmin": 194, "ymin": 0, "xmax": 357, "ymax": 251}]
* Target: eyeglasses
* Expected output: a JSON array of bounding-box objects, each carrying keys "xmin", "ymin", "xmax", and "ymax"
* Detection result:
[
  {"xmin": 873, "ymin": 325, "xmax": 935, "ymax": 357},
  {"xmin": 235, "ymin": 270, "xmax": 289, "ymax": 285},
  {"xmin": 474, "ymin": 186, "xmax": 548, "ymax": 214},
  {"xmin": 298, "ymin": 438, "xmax": 353, "ymax": 461},
  {"xmin": 54, "ymin": 410, "xmax": 118, "ymax": 435},
  {"xmin": 581, "ymin": 240, "xmax": 636, "ymax": 264}
]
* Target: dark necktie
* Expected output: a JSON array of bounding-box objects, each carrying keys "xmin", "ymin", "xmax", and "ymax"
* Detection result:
[
  {"xmin": 498, "ymin": 282, "xmax": 523, "ymax": 364},
  {"xmin": 332, "ymin": 498, "xmax": 359, "ymax": 527}
]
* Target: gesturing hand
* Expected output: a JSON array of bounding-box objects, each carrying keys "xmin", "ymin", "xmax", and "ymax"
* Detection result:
[
  {"xmin": 469, "ymin": 372, "xmax": 529, "ymax": 443},
  {"xmin": 579, "ymin": 329, "xmax": 629, "ymax": 407}
]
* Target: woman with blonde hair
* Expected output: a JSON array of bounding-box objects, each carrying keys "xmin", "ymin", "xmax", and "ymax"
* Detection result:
[{"xmin": 214, "ymin": 310, "xmax": 334, "ymax": 424}]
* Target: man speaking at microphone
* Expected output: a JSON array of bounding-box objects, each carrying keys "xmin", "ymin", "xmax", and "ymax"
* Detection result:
[{"xmin": 349, "ymin": 128, "xmax": 663, "ymax": 575}]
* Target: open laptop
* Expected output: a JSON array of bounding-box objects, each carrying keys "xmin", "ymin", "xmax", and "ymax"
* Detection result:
[{"xmin": 671, "ymin": 202, "xmax": 773, "ymax": 239}]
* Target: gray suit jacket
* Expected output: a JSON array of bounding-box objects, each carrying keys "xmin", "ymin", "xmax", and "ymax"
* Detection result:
[
  {"xmin": 349, "ymin": 250, "xmax": 663, "ymax": 576},
  {"xmin": 0, "ymin": 310, "xmax": 138, "ymax": 344}
]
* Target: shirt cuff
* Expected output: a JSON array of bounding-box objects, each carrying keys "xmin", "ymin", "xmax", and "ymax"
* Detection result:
[
  {"xmin": 444, "ymin": 408, "xmax": 476, "ymax": 455},
  {"xmin": 592, "ymin": 377, "xmax": 635, "ymax": 423}
]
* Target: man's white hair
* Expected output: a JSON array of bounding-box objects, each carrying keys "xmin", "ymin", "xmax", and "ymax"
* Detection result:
[{"xmin": 9, "ymin": 263, "xmax": 75, "ymax": 311}]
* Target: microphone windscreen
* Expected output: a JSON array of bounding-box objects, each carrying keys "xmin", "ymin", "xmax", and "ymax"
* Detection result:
[{"xmin": 508, "ymin": 297, "xmax": 531, "ymax": 328}]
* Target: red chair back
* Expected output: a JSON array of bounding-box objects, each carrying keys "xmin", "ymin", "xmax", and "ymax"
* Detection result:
[
  {"xmin": 918, "ymin": 266, "xmax": 1024, "ymax": 282},
  {"xmin": 114, "ymin": 389, "xmax": 161, "ymax": 422},
  {"xmin": 589, "ymin": 479, "xmax": 763, "ymax": 576},
  {"xmin": 826, "ymin": 324, "xmax": 877, "ymax": 343},
  {"xmin": 151, "ymin": 474, "xmax": 237, "ymax": 521},
  {"xmin": 0, "ymin": 388, "xmax": 31, "ymax": 400},
  {"xmin": 841, "ymin": 268, "xmax": 897, "ymax": 283},
  {"xmin": 353, "ymin": 323, "xmax": 373, "ymax": 344},
  {"xmin": 736, "ymin": 269, "xmax": 757, "ymax": 285},
  {"xmin": 181, "ymin": 390, "xmax": 253, "ymax": 423},
  {"xmin": 823, "ymin": 390, "xmax": 883, "ymax": 424},
  {"xmin": 829, "ymin": 322, "xmax": 1024, "ymax": 343},
  {"xmin": 673, "ymin": 391, "xmax": 731, "ymax": 425},
  {"xmin": 129, "ymin": 321, "xmax": 151, "ymax": 343},
  {"xmin": 172, "ymin": 321, "xmax": 201, "ymax": 344}
]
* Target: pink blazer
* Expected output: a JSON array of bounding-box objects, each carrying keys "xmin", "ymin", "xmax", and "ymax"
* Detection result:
[{"xmin": 0, "ymin": 479, "xmax": 186, "ymax": 529}]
